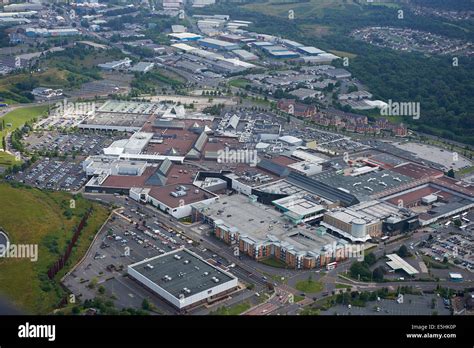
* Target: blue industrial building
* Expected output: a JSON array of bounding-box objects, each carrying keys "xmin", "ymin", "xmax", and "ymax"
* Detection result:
[{"xmin": 198, "ymin": 38, "xmax": 239, "ymax": 51}]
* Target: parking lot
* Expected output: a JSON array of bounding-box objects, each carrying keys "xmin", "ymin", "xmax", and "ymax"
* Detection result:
[
  {"xmin": 394, "ymin": 141, "xmax": 472, "ymax": 171},
  {"xmin": 419, "ymin": 229, "xmax": 474, "ymax": 272},
  {"xmin": 14, "ymin": 158, "xmax": 86, "ymax": 191},
  {"xmin": 63, "ymin": 200, "xmax": 261, "ymax": 314},
  {"xmin": 287, "ymin": 127, "xmax": 366, "ymax": 153},
  {"xmin": 24, "ymin": 131, "xmax": 119, "ymax": 157},
  {"xmin": 11, "ymin": 131, "xmax": 125, "ymax": 191},
  {"xmin": 321, "ymin": 294, "xmax": 451, "ymax": 315},
  {"xmin": 63, "ymin": 209, "xmax": 187, "ymax": 314}
]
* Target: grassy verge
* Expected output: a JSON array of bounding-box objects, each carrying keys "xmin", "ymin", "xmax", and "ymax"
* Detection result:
[
  {"xmin": 0, "ymin": 183, "xmax": 109, "ymax": 313},
  {"xmin": 0, "ymin": 151, "xmax": 21, "ymax": 167},
  {"xmin": 295, "ymin": 279, "xmax": 324, "ymax": 293},
  {"xmin": 259, "ymin": 256, "xmax": 287, "ymax": 268},
  {"xmin": 422, "ymin": 255, "xmax": 449, "ymax": 270},
  {"xmin": 364, "ymin": 245, "xmax": 377, "ymax": 255},
  {"xmin": 294, "ymin": 294, "xmax": 305, "ymax": 303},
  {"xmin": 335, "ymin": 283, "xmax": 352, "ymax": 290},
  {"xmin": 329, "ymin": 50, "xmax": 357, "ymax": 59},
  {"xmin": 262, "ymin": 271, "xmax": 288, "ymax": 284},
  {"xmin": 229, "ymin": 78, "xmax": 251, "ymax": 89},
  {"xmin": 458, "ymin": 165, "xmax": 474, "ymax": 176},
  {"xmin": 210, "ymin": 301, "xmax": 251, "ymax": 315}
]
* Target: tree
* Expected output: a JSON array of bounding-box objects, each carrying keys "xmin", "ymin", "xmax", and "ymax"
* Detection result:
[
  {"xmin": 141, "ymin": 298, "xmax": 151, "ymax": 311},
  {"xmin": 364, "ymin": 252, "xmax": 377, "ymax": 266},
  {"xmin": 446, "ymin": 169, "xmax": 455, "ymax": 178},
  {"xmin": 372, "ymin": 266, "xmax": 385, "ymax": 282},
  {"xmin": 349, "ymin": 261, "xmax": 371, "ymax": 281},
  {"xmin": 397, "ymin": 245, "xmax": 410, "ymax": 258}
]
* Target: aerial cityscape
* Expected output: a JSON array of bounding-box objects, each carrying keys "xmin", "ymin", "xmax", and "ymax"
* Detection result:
[{"xmin": 0, "ymin": 0, "xmax": 473, "ymax": 340}]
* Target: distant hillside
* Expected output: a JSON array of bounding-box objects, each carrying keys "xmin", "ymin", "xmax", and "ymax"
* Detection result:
[
  {"xmin": 411, "ymin": 0, "xmax": 474, "ymax": 11},
  {"xmin": 0, "ymin": 183, "xmax": 109, "ymax": 313}
]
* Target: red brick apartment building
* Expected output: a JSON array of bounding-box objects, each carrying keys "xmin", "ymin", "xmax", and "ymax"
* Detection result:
[{"xmin": 277, "ymin": 99, "xmax": 317, "ymax": 118}]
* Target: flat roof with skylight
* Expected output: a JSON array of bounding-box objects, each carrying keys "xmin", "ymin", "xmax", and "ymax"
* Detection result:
[
  {"xmin": 193, "ymin": 194, "xmax": 342, "ymax": 254},
  {"xmin": 128, "ymin": 248, "xmax": 238, "ymax": 309}
]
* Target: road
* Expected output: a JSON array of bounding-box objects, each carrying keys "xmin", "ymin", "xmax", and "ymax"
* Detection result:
[{"xmin": 81, "ymin": 193, "xmax": 473, "ymax": 315}]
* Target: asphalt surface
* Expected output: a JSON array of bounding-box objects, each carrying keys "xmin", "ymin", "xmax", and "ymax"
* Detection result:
[{"xmin": 77, "ymin": 193, "xmax": 473, "ymax": 315}]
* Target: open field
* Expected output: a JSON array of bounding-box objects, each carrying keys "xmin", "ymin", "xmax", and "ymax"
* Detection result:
[
  {"xmin": 0, "ymin": 151, "xmax": 20, "ymax": 167},
  {"xmin": 243, "ymin": 0, "xmax": 359, "ymax": 19},
  {"xmin": 0, "ymin": 69, "xmax": 91, "ymax": 103},
  {"xmin": 229, "ymin": 78, "xmax": 251, "ymax": 89},
  {"xmin": 300, "ymin": 24, "xmax": 331, "ymax": 37},
  {"xmin": 328, "ymin": 50, "xmax": 357, "ymax": 59},
  {"xmin": 0, "ymin": 183, "xmax": 109, "ymax": 313},
  {"xmin": 0, "ymin": 105, "xmax": 49, "ymax": 139},
  {"xmin": 0, "ymin": 48, "xmax": 122, "ymax": 103}
]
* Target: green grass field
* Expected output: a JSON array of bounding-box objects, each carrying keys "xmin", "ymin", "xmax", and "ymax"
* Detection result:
[
  {"xmin": 229, "ymin": 78, "xmax": 251, "ymax": 89},
  {"xmin": 0, "ymin": 183, "xmax": 109, "ymax": 313},
  {"xmin": 0, "ymin": 105, "xmax": 49, "ymax": 168},
  {"xmin": 295, "ymin": 279, "xmax": 324, "ymax": 293},
  {"xmin": 294, "ymin": 294, "xmax": 305, "ymax": 303},
  {"xmin": 335, "ymin": 283, "xmax": 352, "ymax": 290},
  {"xmin": 259, "ymin": 256, "xmax": 287, "ymax": 268},
  {"xmin": 210, "ymin": 301, "xmax": 251, "ymax": 315},
  {"xmin": 0, "ymin": 151, "xmax": 20, "ymax": 167},
  {"xmin": 0, "ymin": 105, "xmax": 49, "ymax": 139},
  {"xmin": 0, "ymin": 69, "xmax": 80, "ymax": 103},
  {"xmin": 329, "ymin": 50, "xmax": 357, "ymax": 59},
  {"xmin": 243, "ymin": 0, "xmax": 359, "ymax": 19}
]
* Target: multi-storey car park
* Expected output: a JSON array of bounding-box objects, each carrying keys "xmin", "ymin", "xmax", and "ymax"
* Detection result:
[{"xmin": 192, "ymin": 194, "xmax": 353, "ymax": 269}]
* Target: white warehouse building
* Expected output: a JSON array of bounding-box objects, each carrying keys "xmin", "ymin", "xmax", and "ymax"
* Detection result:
[{"xmin": 128, "ymin": 248, "xmax": 239, "ymax": 310}]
